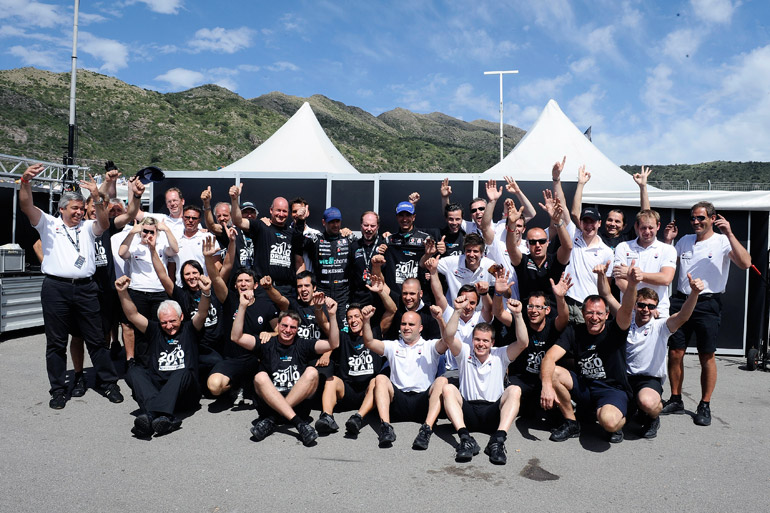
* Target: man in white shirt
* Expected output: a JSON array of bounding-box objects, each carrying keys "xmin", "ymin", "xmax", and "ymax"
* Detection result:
[
  {"xmin": 175, "ymin": 204, "xmax": 220, "ymax": 286},
  {"xmin": 434, "ymin": 233, "xmax": 495, "ymax": 305}
]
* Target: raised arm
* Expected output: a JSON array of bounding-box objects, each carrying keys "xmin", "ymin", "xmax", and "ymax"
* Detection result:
[
  {"xmin": 113, "ymin": 177, "xmax": 144, "ymax": 230},
  {"xmin": 231, "ymin": 290, "xmax": 257, "ymax": 351},
  {"xmin": 492, "ymin": 269, "xmax": 515, "ymax": 327},
  {"xmin": 716, "ymin": 215, "xmax": 752, "ymax": 269},
  {"xmin": 425, "ymin": 257, "xmax": 448, "ymax": 312},
  {"xmin": 551, "ymin": 196, "xmax": 572, "ymax": 265},
  {"xmin": 550, "ymin": 156, "xmax": 571, "ymax": 225},
  {"xmin": 550, "ymin": 272, "xmax": 573, "ymax": 332},
  {"xmin": 440, "ymin": 178, "xmax": 452, "ymax": 218},
  {"xmin": 192, "ymin": 275, "xmax": 212, "ymax": 331},
  {"xmin": 149, "ymin": 236, "xmax": 174, "ymax": 296},
  {"xmin": 218, "ymin": 226, "xmax": 237, "ymax": 283},
  {"xmin": 158, "ymin": 221, "xmax": 178, "ymax": 255},
  {"xmin": 118, "ymin": 224, "xmax": 141, "ymax": 260},
  {"xmin": 476, "ymin": 280, "xmax": 493, "ymax": 322},
  {"xmin": 310, "ymin": 291, "xmax": 331, "ymax": 337},
  {"xmin": 229, "ymin": 183, "xmax": 249, "ymax": 231},
  {"xmin": 80, "ymin": 175, "xmax": 108, "ymax": 236},
  {"xmin": 594, "ymin": 260, "xmax": 619, "ymax": 315},
  {"xmin": 569, "ymin": 165, "xmax": 590, "ymax": 226},
  {"xmin": 505, "ymin": 205, "xmax": 524, "ymax": 266},
  {"xmin": 504, "ymin": 176, "xmax": 537, "ymax": 222},
  {"xmin": 505, "ymin": 298, "xmax": 529, "ymax": 362},
  {"xmin": 367, "ymin": 273, "xmax": 398, "ymax": 334},
  {"xmin": 202, "ymin": 235, "xmax": 228, "ymax": 303},
  {"xmin": 314, "ymin": 298, "xmax": 340, "ymax": 354},
  {"xmin": 361, "ymin": 305, "xmax": 385, "ymax": 356},
  {"xmin": 99, "ymin": 167, "xmax": 120, "ymax": 199},
  {"xmin": 667, "ymin": 273, "xmax": 704, "ymax": 332},
  {"xmin": 442, "ymin": 299, "xmax": 465, "ymax": 357},
  {"xmin": 616, "ymin": 260, "xmax": 641, "ymax": 330},
  {"xmin": 481, "ymin": 179, "xmax": 503, "ymax": 245},
  {"xmin": 115, "ymin": 276, "xmax": 148, "ymax": 333},
  {"xmin": 634, "ymin": 166, "xmax": 652, "ymax": 211}
]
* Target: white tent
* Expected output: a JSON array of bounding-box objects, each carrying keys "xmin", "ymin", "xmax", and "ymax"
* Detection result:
[
  {"xmin": 482, "ymin": 99, "xmax": 638, "ymax": 193},
  {"xmin": 219, "ymin": 102, "xmax": 360, "ymax": 174}
]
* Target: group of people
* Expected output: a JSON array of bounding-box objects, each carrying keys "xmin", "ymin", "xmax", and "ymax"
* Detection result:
[{"xmin": 20, "ymin": 156, "xmax": 751, "ymax": 465}]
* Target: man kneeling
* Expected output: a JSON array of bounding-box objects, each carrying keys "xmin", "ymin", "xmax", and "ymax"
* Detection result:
[
  {"xmin": 232, "ymin": 292, "xmax": 339, "ymax": 446},
  {"xmin": 116, "ymin": 275, "xmax": 210, "ymax": 438},
  {"xmin": 442, "ymin": 296, "xmax": 528, "ymax": 464}
]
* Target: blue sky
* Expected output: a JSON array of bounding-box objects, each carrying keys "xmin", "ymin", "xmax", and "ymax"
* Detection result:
[{"xmin": 1, "ymin": 0, "xmax": 769, "ymax": 165}]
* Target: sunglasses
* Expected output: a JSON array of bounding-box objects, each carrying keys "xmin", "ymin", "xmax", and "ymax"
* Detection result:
[
  {"xmin": 527, "ymin": 304, "xmax": 547, "ymax": 311},
  {"xmin": 470, "ymin": 206, "xmax": 486, "ymax": 214},
  {"xmin": 636, "ymin": 302, "xmax": 657, "ymax": 310},
  {"xmin": 183, "ymin": 215, "xmax": 200, "ymax": 221},
  {"xmin": 528, "ymin": 238, "xmax": 548, "ymax": 246},
  {"xmin": 690, "ymin": 215, "xmax": 708, "ymax": 222},
  {"xmin": 142, "ymin": 229, "xmax": 156, "ymax": 235}
]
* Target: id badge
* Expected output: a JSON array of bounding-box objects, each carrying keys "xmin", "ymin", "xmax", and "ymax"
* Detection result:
[{"xmin": 74, "ymin": 255, "xmax": 85, "ymax": 269}]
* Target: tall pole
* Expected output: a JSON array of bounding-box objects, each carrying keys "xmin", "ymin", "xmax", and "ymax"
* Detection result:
[
  {"xmin": 66, "ymin": 0, "xmax": 80, "ymax": 175},
  {"xmin": 484, "ymin": 70, "xmax": 518, "ymax": 162}
]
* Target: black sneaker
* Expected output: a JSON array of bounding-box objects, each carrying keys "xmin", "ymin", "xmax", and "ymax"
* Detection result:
[
  {"xmin": 660, "ymin": 397, "xmax": 684, "ymax": 415},
  {"xmin": 152, "ymin": 415, "xmax": 182, "ymax": 436},
  {"xmin": 49, "ymin": 390, "xmax": 67, "ymax": 410},
  {"xmin": 71, "ymin": 373, "xmax": 87, "ymax": 397},
  {"xmin": 345, "ymin": 413, "xmax": 363, "ymax": 435},
  {"xmin": 250, "ymin": 417, "xmax": 276, "ymax": 442},
  {"xmin": 609, "ymin": 429, "xmax": 624, "ymax": 444},
  {"xmin": 297, "ymin": 422, "xmax": 318, "ymax": 446},
  {"xmin": 694, "ymin": 401, "xmax": 712, "ymax": 426},
  {"xmin": 641, "ymin": 416, "xmax": 661, "ymax": 439},
  {"xmin": 315, "ymin": 412, "xmax": 339, "ymax": 434},
  {"xmin": 549, "ymin": 420, "xmax": 580, "ymax": 442},
  {"xmin": 485, "ymin": 440, "xmax": 507, "ymax": 465},
  {"xmin": 455, "ymin": 435, "xmax": 480, "ymax": 463},
  {"xmin": 132, "ymin": 413, "xmax": 153, "ymax": 438},
  {"xmin": 100, "ymin": 383, "xmax": 124, "ymax": 404},
  {"xmin": 378, "ymin": 421, "xmax": 396, "ymax": 447},
  {"xmin": 412, "ymin": 423, "xmax": 433, "ymax": 450}
]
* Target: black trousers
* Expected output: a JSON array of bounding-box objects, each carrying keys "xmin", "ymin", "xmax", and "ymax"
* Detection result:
[
  {"xmin": 41, "ymin": 277, "xmax": 119, "ymax": 394},
  {"xmin": 126, "ymin": 365, "xmax": 199, "ymax": 416}
]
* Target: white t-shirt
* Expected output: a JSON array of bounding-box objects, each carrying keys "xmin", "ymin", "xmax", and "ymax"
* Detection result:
[
  {"xmin": 145, "ymin": 213, "xmax": 185, "ymax": 241},
  {"xmin": 442, "ymin": 307, "xmax": 490, "ymax": 370},
  {"xmin": 111, "ymin": 224, "xmax": 133, "ymax": 280},
  {"xmin": 565, "ymin": 222, "xmax": 614, "ymax": 303},
  {"xmin": 462, "ymin": 219, "xmax": 529, "ymax": 255},
  {"xmin": 626, "ymin": 317, "xmax": 672, "ymax": 381},
  {"xmin": 381, "ymin": 337, "xmax": 442, "ymax": 393},
  {"xmin": 675, "ymin": 233, "xmax": 732, "ymax": 294},
  {"xmin": 125, "ymin": 237, "xmax": 169, "ymax": 292},
  {"xmin": 174, "ymin": 230, "xmax": 219, "ymax": 286},
  {"xmin": 456, "ymin": 344, "xmax": 511, "ymax": 402},
  {"xmin": 436, "ymin": 254, "xmax": 496, "ymax": 304},
  {"xmin": 35, "ymin": 213, "xmax": 98, "ymax": 278},
  {"xmin": 614, "ymin": 238, "xmax": 677, "ymax": 316}
]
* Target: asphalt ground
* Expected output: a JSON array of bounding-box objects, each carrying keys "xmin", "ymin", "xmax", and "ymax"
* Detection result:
[{"xmin": 1, "ymin": 328, "xmax": 769, "ymax": 513}]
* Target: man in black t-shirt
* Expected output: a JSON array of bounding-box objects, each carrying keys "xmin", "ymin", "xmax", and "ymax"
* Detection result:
[
  {"xmin": 233, "ymin": 299, "xmax": 339, "ymax": 447},
  {"xmin": 349, "ymin": 211, "xmax": 387, "ymax": 306},
  {"xmin": 440, "ymin": 202, "xmax": 466, "ymax": 258},
  {"xmin": 383, "ymin": 201, "xmax": 436, "ymax": 300},
  {"xmin": 116, "ymin": 275, "xmax": 210, "ymax": 438},
  {"xmin": 201, "ymin": 186, "xmax": 255, "ymax": 273},
  {"xmin": 384, "ymin": 278, "xmax": 441, "ymax": 341},
  {"xmin": 540, "ymin": 263, "xmax": 641, "ymax": 444}
]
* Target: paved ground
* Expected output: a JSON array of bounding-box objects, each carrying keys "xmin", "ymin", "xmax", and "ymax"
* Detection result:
[{"xmin": 1, "ymin": 328, "xmax": 769, "ymax": 513}]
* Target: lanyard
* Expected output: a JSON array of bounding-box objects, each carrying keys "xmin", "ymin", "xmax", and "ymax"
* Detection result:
[
  {"xmin": 361, "ymin": 235, "xmax": 379, "ymax": 269},
  {"xmin": 63, "ymin": 224, "xmax": 81, "ymax": 253}
]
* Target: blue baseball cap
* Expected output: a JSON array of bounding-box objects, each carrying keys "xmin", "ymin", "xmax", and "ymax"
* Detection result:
[
  {"xmin": 396, "ymin": 201, "xmax": 415, "ymax": 214},
  {"xmin": 323, "ymin": 207, "xmax": 342, "ymax": 222}
]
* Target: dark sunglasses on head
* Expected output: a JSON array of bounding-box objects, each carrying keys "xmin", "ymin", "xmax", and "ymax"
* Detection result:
[
  {"xmin": 470, "ymin": 206, "xmax": 486, "ymax": 213},
  {"xmin": 636, "ymin": 302, "xmax": 657, "ymax": 310},
  {"xmin": 690, "ymin": 215, "xmax": 708, "ymax": 222},
  {"xmin": 528, "ymin": 238, "xmax": 548, "ymax": 246}
]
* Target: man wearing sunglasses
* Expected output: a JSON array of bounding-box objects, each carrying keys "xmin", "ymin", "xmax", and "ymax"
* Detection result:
[
  {"xmin": 173, "ymin": 204, "xmax": 220, "ymax": 286},
  {"xmin": 661, "ymin": 202, "xmax": 751, "ymax": 426},
  {"xmin": 595, "ymin": 264, "xmax": 704, "ymax": 439}
]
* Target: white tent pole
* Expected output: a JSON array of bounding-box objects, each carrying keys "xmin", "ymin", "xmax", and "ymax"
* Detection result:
[{"xmin": 484, "ymin": 70, "xmax": 518, "ymax": 162}]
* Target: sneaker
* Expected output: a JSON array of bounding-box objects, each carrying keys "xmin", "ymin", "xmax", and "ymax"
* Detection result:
[
  {"xmin": 609, "ymin": 430, "xmax": 624, "ymax": 444},
  {"xmin": 485, "ymin": 440, "xmax": 508, "ymax": 465},
  {"xmin": 315, "ymin": 412, "xmax": 339, "ymax": 434},
  {"xmin": 49, "ymin": 390, "xmax": 67, "ymax": 410},
  {"xmin": 152, "ymin": 415, "xmax": 182, "ymax": 436},
  {"xmin": 694, "ymin": 401, "xmax": 712, "ymax": 426},
  {"xmin": 297, "ymin": 422, "xmax": 318, "ymax": 446},
  {"xmin": 641, "ymin": 416, "xmax": 661, "ymax": 439},
  {"xmin": 71, "ymin": 373, "xmax": 87, "ymax": 397},
  {"xmin": 131, "ymin": 413, "xmax": 153, "ymax": 438},
  {"xmin": 455, "ymin": 435, "xmax": 480, "ymax": 463},
  {"xmin": 100, "ymin": 383, "xmax": 124, "ymax": 404},
  {"xmin": 549, "ymin": 420, "xmax": 580, "ymax": 442},
  {"xmin": 660, "ymin": 397, "xmax": 684, "ymax": 415},
  {"xmin": 345, "ymin": 413, "xmax": 363, "ymax": 435},
  {"xmin": 250, "ymin": 417, "xmax": 276, "ymax": 442},
  {"xmin": 412, "ymin": 423, "xmax": 433, "ymax": 450},
  {"xmin": 378, "ymin": 421, "xmax": 396, "ymax": 447}
]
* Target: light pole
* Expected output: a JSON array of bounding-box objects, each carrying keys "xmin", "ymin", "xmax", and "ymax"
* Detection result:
[{"xmin": 484, "ymin": 70, "xmax": 518, "ymax": 162}]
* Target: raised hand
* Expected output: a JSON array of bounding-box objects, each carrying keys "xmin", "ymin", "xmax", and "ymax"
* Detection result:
[
  {"xmin": 475, "ymin": 280, "xmax": 490, "ymax": 296},
  {"xmin": 429, "ymin": 304, "xmax": 443, "ymax": 319},
  {"xmin": 229, "ymin": 183, "xmax": 242, "ymax": 200},
  {"xmin": 365, "ymin": 273, "xmax": 385, "ymax": 293},
  {"xmin": 440, "ymin": 178, "xmax": 452, "ymax": 198},
  {"xmin": 577, "ymin": 165, "xmax": 591, "ymax": 185},
  {"xmin": 507, "ymin": 298, "xmax": 523, "ymax": 314},
  {"xmin": 79, "ymin": 174, "xmax": 99, "ymax": 197},
  {"xmin": 593, "ymin": 260, "xmax": 610, "ymax": 276},
  {"xmin": 550, "ymin": 272, "xmax": 573, "ymax": 298},
  {"xmin": 361, "ymin": 305, "xmax": 375, "ymax": 321},
  {"xmin": 202, "ymin": 235, "xmax": 218, "ymax": 257},
  {"xmin": 437, "ymin": 235, "xmax": 446, "ymax": 255},
  {"xmin": 259, "ymin": 275, "xmax": 273, "ymax": 291},
  {"xmin": 688, "ymin": 273, "xmax": 705, "ymax": 294},
  {"xmin": 424, "ymin": 237, "xmax": 437, "ymax": 257},
  {"xmin": 115, "ymin": 275, "xmax": 131, "ymax": 291},
  {"xmin": 239, "ymin": 289, "xmax": 254, "ymax": 306},
  {"xmin": 424, "ymin": 256, "xmax": 438, "ymax": 274},
  {"xmin": 22, "ymin": 163, "xmax": 45, "ymax": 182},
  {"xmin": 538, "ymin": 189, "xmax": 556, "ymax": 217},
  {"xmin": 486, "ymin": 179, "xmax": 503, "ymax": 202},
  {"xmin": 325, "ymin": 297, "xmax": 338, "ymax": 317},
  {"xmin": 503, "ymin": 176, "xmax": 521, "ymax": 194},
  {"xmin": 200, "ymin": 186, "xmax": 212, "ymax": 205},
  {"xmin": 633, "ymin": 166, "xmax": 652, "ymax": 187},
  {"xmin": 664, "ymin": 221, "xmax": 678, "ymax": 242},
  {"xmin": 714, "ymin": 214, "xmax": 733, "ymax": 236},
  {"xmin": 494, "ymin": 269, "xmax": 513, "ymax": 295},
  {"xmin": 453, "ymin": 295, "xmax": 469, "ymax": 311},
  {"xmin": 627, "ymin": 259, "xmax": 642, "ymax": 285},
  {"xmin": 408, "ymin": 192, "xmax": 420, "ymax": 205},
  {"xmin": 311, "ymin": 291, "xmax": 326, "ymax": 307},
  {"xmin": 552, "ymin": 156, "xmax": 566, "ymax": 181},
  {"xmin": 198, "ymin": 275, "xmax": 212, "ymax": 293}
]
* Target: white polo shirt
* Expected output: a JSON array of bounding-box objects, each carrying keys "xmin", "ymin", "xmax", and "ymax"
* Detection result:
[
  {"xmin": 111, "ymin": 224, "xmax": 133, "ymax": 280},
  {"xmin": 441, "ymin": 306, "xmax": 490, "ymax": 370},
  {"xmin": 614, "ymin": 238, "xmax": 677, "ymax": 316},
  {"xmin": 436, "ymin": 254, "xmax": 496, "ymax": 304},
  {"xmin": 145, "ymin": 213, "xmax": 185, "ymax": 241},
  {"xmin": 565, "ymin": 223, "xmax": 614, "ymax": 303},
  {"xmin": 381, "ymin": 337, "xmax": 442, "ymax": 393},
  {"xmin": 675, "ymin": 233, "xmax": 732, "ymax": 294},
  {"xmin": 125, "ymin": 236, "xmax": 169, "ymax": 292},
  {"xmin": 456, "ymin": 344, "xmax": 511, "ymax": 402},
  {"xmin": 462, "ymin": 219, "xmax": 529, "ymax": 255},
  {"xmin": 174, "ymin": 230, "xmax": 219, "ymax": 286},
  {"xmin": 626, "ymin": 317, "xmax": 672, "ymax": 381},
  {"xmin": 35, "ymin": 213, "xmax": 97, "ymax": 278}
]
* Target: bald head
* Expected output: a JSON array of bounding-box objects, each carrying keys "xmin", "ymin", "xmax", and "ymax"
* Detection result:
[{"xmin": 270, "ymin": 196, "xmax": 290, "ymax": 227}]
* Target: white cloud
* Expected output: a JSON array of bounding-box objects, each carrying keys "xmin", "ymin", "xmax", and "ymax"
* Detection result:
[
  {"xmin": 213, "ymin": 77, "xmax": 237, "ymax": 92},
  {"xmin": 567, "ymin": 84, "xmax": 605, "ymax": 128},
  {"xmin": 0, "ymin": 0, "xmax": 63, "ymax": 28},
  {"xmin": 188, "ymin": 27, "xmax": 255, "ymax": 54},
  {"xmin": 662, "ymin": 28, "xmax": 702, "ymax": 61},
  {"xmin": 238, "ymin": 64, "xmax": 261, "ymax": 72},
  {"xmin": 280, "ymin": 13, "xmax": 306, "ymax": 32},
  {"xmin": 79, "ymin": 32, "xmax": 129, "ymax": 72},
  {"xmin": 267, "ymin": 61, "xmax": 299, "ymax": 72},
  {"xmin": 691, "ymin": 0, "xmax": 737, "ymax": 24},
  {"xmin": 584, "ymin": 25, "xmax": 620, "ymax": 59},
  {"xmin": 357, "ymin": 89, "xmax": 373, "ymax": 98},
  {"xmin": 522, "ymin": 0, "xmax": 576, "ymax": 32},
  {"xmin": 429, "ymin": 25, "xmax": 517, "ymax": 62},
  {"xmin": 449, "ymin": 83, "xmax": 496, "ymax": 119},
  {"xmin": 8, "ymin": 45, "xmax": 59, "ymax": 68},
  {"xmin": 130, "ymin": 0, "xmax": 184, "ymax": 15},
  {"xmin": 505, "ymin": 103, "xmax": 541, "ymax": 128},
  {"xmin": 518, "ymin": 73, "xmax": 571, "ymax": 101},
  {"xmin": 716, "ymin": 44, "xmax": 770, "ymax": 102},
  {"xmin": 569, "ymin": 57, "xmax": 597, "ymax": 74},
  {"xmin": 155, "ymin": 67, "xmax": 205, "ymax": 89},
  {"xmin": 642, "ymin": 64, "xmax": 682, "ymax": 114}
]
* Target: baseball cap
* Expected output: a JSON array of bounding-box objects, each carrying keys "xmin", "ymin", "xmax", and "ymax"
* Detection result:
[
  {"xmin": 241, "ymin": 201, "xmax": 258, "ymax": 213},
  {"xmin": 396, "ymin": 201, "xmax": 415, "ymax": 214},
  {"xmin": 135, "ymin": 166, "xmax": 165, "ymax": 184},
  {"xmin": 580, "ymin": 207, "xmax": 601, "ymax": 221},
  {"xmin": 323, "ymin": 207, "xmax": 342, "ymax": 222}
]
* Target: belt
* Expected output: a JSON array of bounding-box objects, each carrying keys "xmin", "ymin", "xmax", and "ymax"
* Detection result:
[
  {"xmin": 45, "ymin": 275, "xmax": 93, "ymax": 285},
  {"xmin": 673, "ymin": 292, "xmax": 721, "ymax": 301}
]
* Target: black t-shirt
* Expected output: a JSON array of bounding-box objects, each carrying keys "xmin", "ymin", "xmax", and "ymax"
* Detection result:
[
  {"xmin": 514, "ymin": 252, "xmax": 567, "ymax": 303},
  {"xmin": 222, "ymin": 289, "xmax": 278, "ymax": 357},
  {"xmin": 509, "ymin": 317, "xmax": 562, "ymax": 377},
  {"xmin": 246, "ymin": 219, "xmax": 302, "ymax": 287},
  {"xmin": 385, "ymin": 302, "xmax": 441, "ymax": 341},
  {"xmin": 257, "ymin": 336, "xmax": 318, "ymax": 393},
  {"xmin": 144, "ymin": 320, "xmax": 200, "ymax": 381},
  {"xmin": 171, "ymin": 284, "xmax": 223, "ymax": 352},
  {"xmin": 93, "ymin": 218, "xmax": 122, "ymax": 291},
  {"xmin": 348, "ymin": 235, "xmax": 382, "ymax": 306},
  {"xmin": 440, "ymin": 227, "xmax": 464, "ymax": 258},
  {"xmin": 288, "ymin": 297, "xmax": 327, "ymax": 344},
  {"xmin": 383, "ymin": 227, "xmax": 437, "ymax": 294},
  {"xmin": 215, "ymin": 226, "xmax": 255, "ymax": 272},
  {"xmin": 556, "ymin": 320, "xmax": 631, "ymax": 391},
  {"xmin": 599, "ymin": 229, "xmax": 634, "ymax": 250},
  {"xmin": 334, "ymin": 327, "xmax": 383, "ymax": 385}
]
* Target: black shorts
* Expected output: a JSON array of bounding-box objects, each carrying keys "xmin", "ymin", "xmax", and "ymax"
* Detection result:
[
  {"xmin": 627, "ymin": 374, "xmax": 663, "ymax": 397},
  {"xmin": 391, "ymin": 387, "xmax": 430, "ymax": 422},
  {"xmin": 337, "ymin": 379, "xmax": 372, "ymax": 411},
  {"xmin": 507, "ymin": 372, "xmax": 542, "ymax": 401},
  {"xmin": 668, "ymin": 295, "xmax": 721, "ymax": 353},
  {"xmin": 209, "ymin": 354, "xmax": 260, "ymax": 387},
  {"xmin": 461, "ymin": 399, "xmax": 501, "ymax": 433},
  {"xmin": 569, "ymin": 371, "xmax": 629, "ymax": 417}
]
